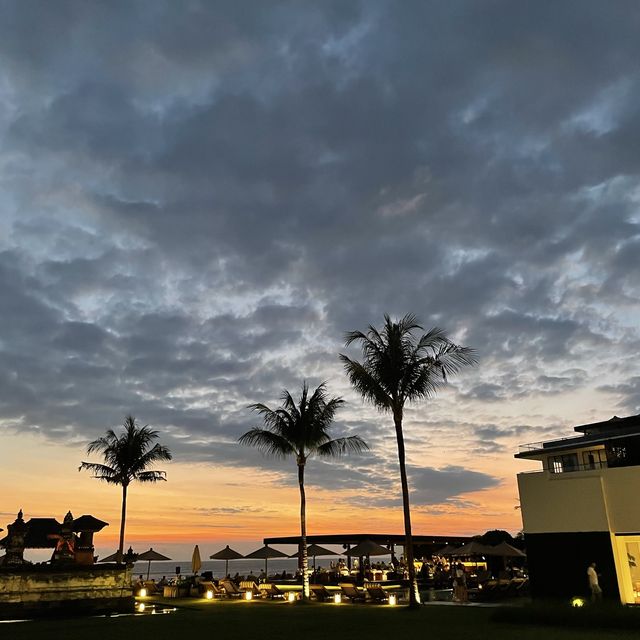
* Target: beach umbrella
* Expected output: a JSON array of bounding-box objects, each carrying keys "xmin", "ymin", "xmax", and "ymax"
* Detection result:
[
  {"xmin": 137, "ymin": 547, "xmax": 172, "ymax": 580},
  {"xmin": 244, "ymin": 544, "xmax": 288, "ymax": 576},
  {"xmin": 488, "ymin": 541, "xmax": 526, "ymax": 558},
  {"xmin": 209, "ymin": 545, "xmax": 244, "ymax": 577},
  {"xmin": 345, "ymin": 539, "xmax": 390, "ymax": 557},
  {"xmin": 191, "ymin": 545, "xmax": 202, "ymax": 575},
  {"xmin": 437, "ymin": 544, "xmax": 459, "ymax": 556},
  {"xmin": 289, "ymin": 543, "xmax": 339, "ymax": 570},
  {"xmin": 99, "ymin": 550, "xmax": 122, "ymax": 563},
  {"xmin": 449, "ymin": 541, "xmax": 494, "ymax": 557}
]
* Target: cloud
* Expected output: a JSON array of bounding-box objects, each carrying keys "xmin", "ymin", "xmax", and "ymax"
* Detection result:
[{"xmin": 0, "ymin": 1, "xmax": 639, "ymax": 521}]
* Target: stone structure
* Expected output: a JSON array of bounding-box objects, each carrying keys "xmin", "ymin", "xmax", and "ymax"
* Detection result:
[
  {"xmin": 0, "ymin": 509, "xmax": 132, "ymax": 618},
  {"xmin": 0, "ymin": 564, "xmax": 133, "ymax": 618}
]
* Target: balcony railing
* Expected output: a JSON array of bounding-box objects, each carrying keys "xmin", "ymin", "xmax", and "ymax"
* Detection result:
[
  {"xmin": 517, "ymin": 434, "xmax": 585, "ymax": 453},
  {"xmin": 519, "ymin": 461, "xmax": 608, "ymax": 475},
  {"xmin": 549, "ymin": 460, "xmax": 608, "ymax": 474}
]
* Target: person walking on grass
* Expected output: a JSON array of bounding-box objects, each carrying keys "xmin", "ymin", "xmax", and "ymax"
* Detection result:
[{"xmin": 587, "ymin": 562, "xmax": 602, "ymax": 602}]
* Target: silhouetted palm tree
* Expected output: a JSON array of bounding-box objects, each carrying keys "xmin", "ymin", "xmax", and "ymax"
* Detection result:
[
  {"xmin": 80, "ymin": 415, "xmax": 172, "ymax": 560},
  {"xmin": 340, "ymin": 314, "xmax": 476, "ymax": 607},
  {"xmin": 239, "ymin": 382, "xmax": 368, "ymax": 601}
]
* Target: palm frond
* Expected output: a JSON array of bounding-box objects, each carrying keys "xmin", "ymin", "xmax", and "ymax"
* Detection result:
[
  {"xmin": 339, "ymin": 354, "xmax": 392, "ymax": 410},
  {"xmin": 78, "ymin": 461, "xmax": 120, "ymax": 483},
  {"xmin": 135, "ymin": 470, "xmax": 167, "ymax": 483},
  {"xmin": 238, "ymin": 427, "xmax": 296, "ymax": 458},
  {"xmin": 316, "ymin": 436, "xmax": 369, "ymax": 457}
]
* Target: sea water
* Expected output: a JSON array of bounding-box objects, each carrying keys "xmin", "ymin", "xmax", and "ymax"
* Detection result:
[{"xmin": 132, "ymin": 556, "xmax": 392, "ymax": 580}]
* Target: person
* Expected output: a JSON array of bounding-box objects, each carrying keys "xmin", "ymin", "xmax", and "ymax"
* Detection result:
[
  {"xmin": 453, "ymin": 562, "xmax": 468, "ymax": 603},
  {"xmin": 587, "ymin": 562, "xmax": 602, "ymax": 602}
]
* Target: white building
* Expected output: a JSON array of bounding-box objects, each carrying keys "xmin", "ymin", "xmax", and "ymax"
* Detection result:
[{"xmin": 515, "ymin": 414, "xmax": 640, "ymax": 604}]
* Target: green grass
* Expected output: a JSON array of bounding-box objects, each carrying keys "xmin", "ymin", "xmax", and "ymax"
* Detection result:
[{"xmin": 5, "ymin": 599, "xmax": 640, "ymax": 640}]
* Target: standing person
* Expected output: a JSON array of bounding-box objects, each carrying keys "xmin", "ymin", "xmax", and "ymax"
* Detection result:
[
  {"xmin": 453, "ymin": 562, "xmax": 468, "ymax": 603},
  {"xmin": 587, "ymin": 562, "xmax": 602, "ymax": 602}
]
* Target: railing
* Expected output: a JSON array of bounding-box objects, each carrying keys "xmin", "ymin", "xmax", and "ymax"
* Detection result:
[
  {"xmin": 519, "ymin": 461, "xmax": 608, "ymax": 475},
  {"xmin": 517, "ymin": 434, "xmax": 585, "ymax": 453}
]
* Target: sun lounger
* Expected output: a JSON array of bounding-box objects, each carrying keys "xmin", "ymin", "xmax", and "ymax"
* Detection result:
[
  {"xmin": 258, "ymin": 583, "xmax": 284, "ymax": 599},
  {"xmin": 310, "ymin": 584, "xmax": 334, "ymax": 602},
  {"xmin": 365, "ymin": 584, "xmax": 389, "ymax": 603},
  {"xmin": 239, "ymin": 581, "xmax": 262, "ymax": 597},
  {"xmin": 220, "ymin": 579, "xmax": 243, "ymax": 597},
  {"xmin": 199, "ymin": 581, "xmax": 223, "ymax": 597},
  {"xmin": 142, "ymin": 580, "xmax": 160, "ymax": 595},
  {"xmin": 339, "ymin": 583, "xmax": 366, "ymax": 603}
]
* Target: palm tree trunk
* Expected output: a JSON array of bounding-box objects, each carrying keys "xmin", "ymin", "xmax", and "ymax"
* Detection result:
[
  {"xmin": 394, "ymin": 407, "xmax": 419, "ymax": 608},
  {"xmin": 118, "ymin": 483, "xmax": 128, "ymax": 562},
  {"xmin": 298, "ymin": 463, "xmax": 309, "ymax": 600}
]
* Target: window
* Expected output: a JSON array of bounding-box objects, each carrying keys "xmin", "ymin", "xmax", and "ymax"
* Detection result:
[{"xmin": 549, "ymin": 454, "xmax": 579, "ymax": 473}]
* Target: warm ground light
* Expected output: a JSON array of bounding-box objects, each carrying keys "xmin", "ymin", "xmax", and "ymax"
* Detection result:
[{"xmin": 7, "ymin": 601, "xmax": 640, "ymax": 640}]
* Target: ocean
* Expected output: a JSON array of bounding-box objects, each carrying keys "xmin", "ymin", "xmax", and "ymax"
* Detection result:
[{"xmin": 133, "ymin": 556, "xmax": 393, "ymax": 580}]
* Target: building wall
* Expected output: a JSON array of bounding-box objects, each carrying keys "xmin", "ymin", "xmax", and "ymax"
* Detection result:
[
  {"xmin": 517, "ymin": 471, "xmax": 609, "ymax": 533},
  {"xmin": 602, "ymin": 466, "xmax": 640, "ymax": 532},
  {"xmin": 518, "ymin": 462, "xmax": 640, "ymax": 603},
  {"xmin": 0, "ymin": 565, "xmax": 133, "ymax": 618},
  {"xmin": 524, "ymin": 531, "xmax": 619, "ymax": 601},
  {"xmin": 518, "ymin": 465, "xmax": 640, "ymax": 534}
]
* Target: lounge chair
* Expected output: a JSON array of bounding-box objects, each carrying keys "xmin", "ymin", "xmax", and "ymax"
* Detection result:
[
  {"xmin": 258, "ymin": 583, "xmax": 284, "ymax": 599},
  {"xmin": 310, "ymin": 584, "xmax": 334, "ymax": 602},
  {"xmin": 220, "ymin": 579, "xmax": 243, "ymax": 597},
  {"xmin": 365, "ymin": 584, "xmax": 389, "ymax": 603},
  {"xmin": 339, "ymin": 583, "xmax": 366, "ymax": 603},
  {"xmin": 239, "ymin": 581, "xmax": 262, "ymax": 597},
  {"xmin": 142, "ymin": 580, "xmax": 160, "ymax": 595},
  {"xmin": 199, "ymin": 581, "xmax": 223, "ymax": 598}
]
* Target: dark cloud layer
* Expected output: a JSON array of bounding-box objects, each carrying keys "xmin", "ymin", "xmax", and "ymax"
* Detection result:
[{"xmin": 1, "ymin": 1, "xmax": 639, "ymax": 508}]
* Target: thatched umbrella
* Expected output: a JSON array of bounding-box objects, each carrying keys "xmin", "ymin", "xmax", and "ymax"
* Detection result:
[
  {"xmin": 437, "ymin": 544, "xmax": 459, "ymax": 556},
  {"xmin": 449, "ymin": 541, "xmax": 494, "ymax": 557},
  {"xmin": 289, "ymin": 543, "xmax": 339, "ymax": 570},
  {"xmin": 244, "ymin": 544, "xmax": 288, "ymax": 576},
  {"xmin": 489, "ymin": 541, "xmax": 526, "ymax": 557},
  {"xmin": 209, "ymin": 545, "xmax": 244, "ymax": 577},
  {"xmin": 137, "ymin": 548, "xmax": 171, "ymax": 580},
  {"xmin": 345, "ymin": 539, "xmax": 390, "ymax": 557}
]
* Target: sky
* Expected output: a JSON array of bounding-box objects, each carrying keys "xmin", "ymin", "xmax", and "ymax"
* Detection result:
[{"xmin": 1, "ymin": 0, "xmax": 640, "ymax": 561}]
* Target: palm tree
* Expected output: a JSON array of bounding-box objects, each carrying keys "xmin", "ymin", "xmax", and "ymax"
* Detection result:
[
  {"xmin": 340, "ymin": 314, "xmax": 476, "ymax": 608},
  {"xmin": 79, "ymin": 415, "xmax": 172, "ymax": 561},
  {"xmin": 239, "ymin": 381, "xmax": 368, "ymax": 601}
]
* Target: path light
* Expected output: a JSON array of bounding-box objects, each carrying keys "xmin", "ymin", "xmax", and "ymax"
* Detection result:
[
  {"xmin": 288, "ymin": 592, "xmax": 296, "ymax": 602},
  {"xmin": 244, "ymin": 591, "xmax": 253, "ymax": 601},
  {"xmin": 206, "ymin": 590, "xmax": 214, "ymax": 600},
  {"xmin": 571, "ymin": 597, "xmax": 585, "ymax": 608},
  {"xmin": 139, "ymin": 588, "xmax": 147, "ymax": 597},
  {"xmin": 388, "ymin": 594, "xmax": 397, "ymax": 606},
  {"xmin": 137, "ymin": 602, "xmax": 146, "ymax": 612},
  {"xmin": 334, "ymin": 593, "xmax": 342, "ymax": 604}
]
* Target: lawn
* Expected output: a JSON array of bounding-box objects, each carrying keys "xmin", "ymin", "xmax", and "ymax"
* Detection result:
[{"xmin": 5, "ymin": 599, "xmax": 640, "ymax": 640}]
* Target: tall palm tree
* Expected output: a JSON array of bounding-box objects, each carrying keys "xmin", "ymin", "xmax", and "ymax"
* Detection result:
[
  {"xmin": 239, "ymin": 381, "xmax": 368, "ymax": 601},
  {"xmin": 340, "ymin": 314, "xmax": 476, "ymax": 608},
  {"xmin": 79, "ymin": 415, "xmax": 172, "ymax": 560}
]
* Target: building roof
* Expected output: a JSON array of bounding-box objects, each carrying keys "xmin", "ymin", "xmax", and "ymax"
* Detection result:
[
  {"xmin": 515, "ymin": 413, "xmax": 640, "ymax": 459},
  {"xmin": 263, "ymin": 533, "xmax": 472, "ymax": 548}
]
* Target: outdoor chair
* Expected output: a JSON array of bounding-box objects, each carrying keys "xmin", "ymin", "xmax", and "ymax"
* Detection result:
[
  {"xmin": 199, "ymin": 581, "xmax": 223, "ymax": 598},
  {"xmin": 220, "ymin": 579, "xmax": 243, "ymax": 597},
  {"xmin": 142, "ymin": 580, "xmax": 160, "ymax": 595},
  {"xmin": 365, "ymin": 584, "xmax": 389, "ymax": 603},
  {"xmin": 258, "ymin": 583, "xmax": 284, "ymax": 599},
  {"xmin": 514, "ymin": 577, "xmax": 529, "ymax": 596},
  {"xmin": 239, "ymin": 581, "xmax": 262, "ymax": 597},
  {"xmin": 339, "ymin": 583, "xmax": 366, "ymax": 603},
  {"xmin": 310, "ymin": 584, "xmax": 334, "ymax": 602}
]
